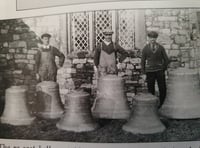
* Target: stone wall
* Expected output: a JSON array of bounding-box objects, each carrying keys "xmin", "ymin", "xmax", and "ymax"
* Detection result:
[
  {"xmin": 0, "ymin": 19, "xmax": 41, "ymax": 113},
  {"xmin": 23, "ymin": 15, "xmax": 67, "ymax": 56},
  {"xmin": 57, "ymin": 51, "xmax": 95, "ymax": 103},
  {"xmin": 0, "ymin": 15, "xmax": 67, "ymax": 93},
  {"xmin": 0, "ymin": 19, "xmax": 40, "ymax": 95},
  {"xmin": 189, "ymin": 9, "xmax": 200, "ymax": 70},
  {"xmin": 145, "ymin": 9, "xmax": 199, "ymax": 68},
  {"xmin": 1, "ymin": 9, "xmax": 200, "ymax": 109}
]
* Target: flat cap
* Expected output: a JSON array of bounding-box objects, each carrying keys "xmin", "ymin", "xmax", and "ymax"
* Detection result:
[
  {"xmin": 147, "ymin": 31, "xmax": 158, "ymax": 38},
  {"xmin": 41, "ymin": 33, "xmax": 51, "ymax": 38},
  {"xmin": 103, "ymin": 28, "xmax": 113, "ymax": 35}
]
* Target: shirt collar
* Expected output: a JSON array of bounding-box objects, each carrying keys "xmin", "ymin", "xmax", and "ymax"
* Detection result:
[
  {"xmin": 42, "ymin": 45, "xmax": 50, "ymax": 49},
  {"xmin": 103, "ymin": 40, "xmax": 111, "ymax": 46}
]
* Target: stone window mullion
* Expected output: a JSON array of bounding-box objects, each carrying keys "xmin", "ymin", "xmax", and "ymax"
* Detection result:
[
  {"xmin": 67, "ymin": 13, "xmax": 72, "ymax": 53},
  {"xmin": 89, "ymin": 12, "xmax": 94, "ymax": 51},
  {"xmin": 111, "ymin": 10, "xmax": 117, "ymax": 43}
]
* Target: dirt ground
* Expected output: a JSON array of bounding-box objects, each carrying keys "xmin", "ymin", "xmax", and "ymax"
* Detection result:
[
  {"xmin": 1, "ymin": 113, "xmax": 200, "ymax": 143},
  {"xmin": 1, "ymin": 92, "xmax": 200, "ymax": 143}
]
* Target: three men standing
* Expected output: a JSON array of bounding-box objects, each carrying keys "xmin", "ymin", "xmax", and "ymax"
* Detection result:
[{"xmin": 36, "ymin": 31, "xmax": 169, "ymax": 108}]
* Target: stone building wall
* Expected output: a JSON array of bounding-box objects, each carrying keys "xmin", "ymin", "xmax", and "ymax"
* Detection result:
[
  {"xmin": 0, "ymin": 19, "xmax": 41, "ymax": 113},
  {"xmin": 57, "ymin": 51, "xmax": 95, "ymax": 103},
  {"xmin": 145, "ymin": 9, "xmax": 200, "ymax": 68},
  {"xmin": 188, "ymin": 9, "xmax": 200, "ymax": 71},
  {"xmin": 0, "ymin": 19, "xmax": 39, "ymax": 91},
  {"xmin": 1, "ymin": 9, "xmax": 200, "ymax": 109},
  {"xmin": 0, "ymin": 15, "xmax": 67, "ymax": 91},
  {"xmin": 22, "ymin": 15, "xmax": 67, "ymax": 56}
]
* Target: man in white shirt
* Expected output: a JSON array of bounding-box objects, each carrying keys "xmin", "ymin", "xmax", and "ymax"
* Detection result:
[{"xmin": 94, "ymin": 29, "xmax": 128, "ymax": 77}]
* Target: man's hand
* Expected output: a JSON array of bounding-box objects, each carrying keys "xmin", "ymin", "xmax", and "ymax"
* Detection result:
[
  {"xmin": 57, "ymin": 64, "xmax": 62, "ymax": 69},
  {"xmin": 94, "ymin": 66, "xmax": 98, "ymax": 72},
  {"xmin": 141, "ymin": 74, "xmax": 146, "ymax": 81},
  {"xmin": 36, "ymin": 73, "xmax": 40, "ymax": 81},
  {"xmin": 93, "ymin": 66, "xmax": 98, "ymax": 78}
]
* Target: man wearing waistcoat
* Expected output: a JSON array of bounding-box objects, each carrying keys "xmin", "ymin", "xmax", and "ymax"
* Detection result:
[
  {"xmin": 94, "ymin": 29, "xmax": 128, "ymax": 77},
  {"xmin": 35, "ymin": 33, "xmax": 65, "ymax": 82},
  {"xmin": 141, "ymin": 31, "xmax": 170, "ymax": 108}
]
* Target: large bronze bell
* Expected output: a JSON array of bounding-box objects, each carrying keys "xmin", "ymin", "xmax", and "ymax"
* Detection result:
[
  {"xmin": 36, "ymin": 81, "xmax": 64, "ymax": 119},
  {"xmin": 92, "ymin": 74, "xmax": 131, "ymax": 119},
  {"xmin": 56, "ymin": 89, "xmax": 98, "ymax": 132},
  {"xmin": 159, "ymin": 68, "xmax": 200, "ymax": 119},
  {"xmin": 1, "ymin": 86, "xmax": 35, "ymax": 125},
  {"xmin": 123, "ymin": 93, "xmax": 166, "ymax": 134}
]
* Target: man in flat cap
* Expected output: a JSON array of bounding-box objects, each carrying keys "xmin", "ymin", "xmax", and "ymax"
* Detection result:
[
  {"xmin": 141, "ymin": 31, "xmax": 170, "ymax": 108},
  {"xmin": 35, "ymin": 33, "xmax": 65, "ymax": 82},
  {"xmin": 94, "ymin": 29, "xmax": 128, "ymax": 77}
]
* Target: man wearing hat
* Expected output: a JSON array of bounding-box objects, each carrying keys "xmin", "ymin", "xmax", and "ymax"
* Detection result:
[
  {"xmin": 94, "ymin": 29, "xmax": 128, "ymax": 77},
  {"xmin": 141, "ymin": 31, "xmax": 170, "ymax": 108},
  {"xmin": 35, "ymin": 33, "xmax": 65, "ymax": 82}
]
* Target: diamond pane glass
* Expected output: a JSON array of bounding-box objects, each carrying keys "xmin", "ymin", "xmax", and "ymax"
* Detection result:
[
  {"xmin": 118, "ymin": 10, "xmax": 135, "ymax": 50},
  {"xmin": 71, "ymin": 12, "xmax": 89, "ymax": 51},
  {"xmin": 94, "ymin": 10, "xmax": 112, "ymax": 46}
]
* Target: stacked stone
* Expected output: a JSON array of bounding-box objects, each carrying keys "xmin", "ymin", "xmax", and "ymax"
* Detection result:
[
  {"xmin": 145, "ymin": 9, "xmax": 195, "ymax": 69},
  {"xmin": 0, "ymin": 19, "xmax": 39, "ymax": 98},
  {"xmin": 189, "ymin": 9, "xmax": 200, "ymax": 70},
  {"xmin": 57, "ymin": 51, "xmax": 95, "ymax": 104},
  {"xmin": 117, "ymin": 57, "xmax": 144, "ymax": 108},
  {"xmin": 57, "ymin": 59, "xmax": 75, "ymax": 103}
]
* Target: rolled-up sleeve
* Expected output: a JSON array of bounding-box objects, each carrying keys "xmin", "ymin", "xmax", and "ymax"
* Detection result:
[
  {"xmin": 53, "ymin": 47, "xmax": 65, "ymax": 67},
  {"xmin": 94, "ymin": 44, "xmax": 101, "ymax": 67},
  {"xmin": 35, "ymin": 49, "xmax": 41, "ymax": 73},
  {"xmin": 116, "ymin": 44, "xmax": 128, "ymax": 62}
]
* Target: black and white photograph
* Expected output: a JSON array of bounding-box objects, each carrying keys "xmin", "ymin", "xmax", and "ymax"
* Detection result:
[{"xmin": 1, "ymin": 0, "xmax": 200, "ymax": 146}]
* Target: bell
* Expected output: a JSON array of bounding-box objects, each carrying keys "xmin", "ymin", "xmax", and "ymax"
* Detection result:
[
  {"xmin": 36, "ymin": 81, "xmax": 64, "ymax": 119},
  {"xmin": 159, "ymin": 68, "xmax": 200, "ymax": 119},
  {"xmin": 92, "ymin": 74, "xmax": 131, "ymax": 119},
  {"xmin": 1, "ymin": 86, "xmax": 35, "ymax": 125},
  {"xmin": 56, "ymin": 89, "xmax": 98, "ymax": 132},
  {"xmin": 123, "ymin": 93, "xmax": 166, "ymax": 134}
]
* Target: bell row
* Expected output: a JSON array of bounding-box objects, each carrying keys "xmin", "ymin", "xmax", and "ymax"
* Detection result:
[{"xmin": 1, "ymin": 67, "xmax": 200, "ymax": 134}]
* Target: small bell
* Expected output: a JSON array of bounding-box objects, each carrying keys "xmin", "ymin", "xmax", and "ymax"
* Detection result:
[
  {"xmin": 123, "ymin": 93, "xmax": 166, "ymax": 134},
  {"xmin": 92, "ymin": 74, "xmax": 131, "ymax": 119},
  {"xmin": 159, "ymin": 68, "xmax": 200, "ymax": 119},
  {"xmin": 1, "ymin": 86, "xmax": 35, "ymax": 125},
  {"xmin": 36, "ymin": 81, "xmax": 64, "ymax": 119},
  {"xmin": 56, "ymin": 89, "xmax": 98, "ymax": 132}
]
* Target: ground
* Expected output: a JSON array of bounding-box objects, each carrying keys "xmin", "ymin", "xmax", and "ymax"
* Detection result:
[
  {"xmin": 1, "ymin": 92, "xmax": 200, "ymax": 143},
  {"xmin": 1, "ymin": 115, "xmax": 200, "ymax": 143}
]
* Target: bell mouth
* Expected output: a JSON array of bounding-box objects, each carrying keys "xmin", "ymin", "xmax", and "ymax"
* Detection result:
[
  {"xmin": 100, "ymin": 74, "xmax": 123, "ymax": 80},
  {"xmin": 10, "ymin": 85, "xmax": 20, "ymax": 88},
  {"xmin": 36, "ymin": 81, "xmax": 59, "ymax": 89},
  {"xmin": 9, "ymin": 85, "xmax": 28, "ymax": 92},
  {"xmin": 135, "ymin": 93, "xmax": 159, "ymax": 102},
  {"xmin": 66, "ymin": 89, "xmax": 89, "ymax": 98}
]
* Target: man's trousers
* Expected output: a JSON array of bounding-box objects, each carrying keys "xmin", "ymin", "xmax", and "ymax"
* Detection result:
[{"xmin": 146, "ymin": 70, "xmax": 167, "ymax": 108}]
